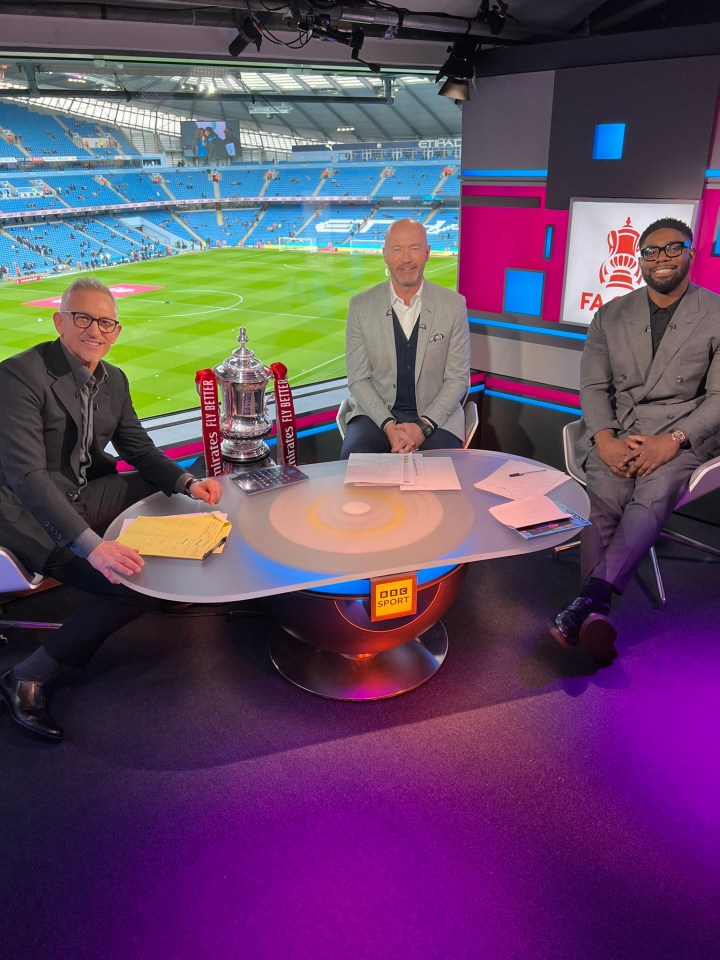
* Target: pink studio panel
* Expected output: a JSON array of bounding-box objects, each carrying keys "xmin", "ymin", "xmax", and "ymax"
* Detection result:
[{"xmin": 459, "ymin": 185, "xmax": 569, "ymax": 322}]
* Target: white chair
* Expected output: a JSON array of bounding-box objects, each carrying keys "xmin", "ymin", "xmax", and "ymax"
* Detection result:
[
  {"xmin": 553, "ymin": 419, "xmax": 720, "ymax": 606},
  {"xmin": 0, "ymin": 547, "xmax": 61, "ymax": 635},
  {"xmin": 336, "ymin": 394, "xmax": 479, "ymax": 449}
]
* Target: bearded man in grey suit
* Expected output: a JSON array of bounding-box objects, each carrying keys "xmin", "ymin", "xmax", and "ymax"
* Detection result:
[
  {"xmin": 0, "ymin": 277, "xmax": 221, "ymax": 742},
  {"xmin": 552, "ymin": 218, "xmax": 720, "ymax": 660},
  {"xmin": 340, "ymin": 218, "xmax": 470, "ymax": 457}
]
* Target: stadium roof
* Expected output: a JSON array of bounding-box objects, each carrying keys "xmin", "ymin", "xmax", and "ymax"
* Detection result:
[{"xmin": 1, "ymin": 1, "xmax": 719, "ymax": 145}]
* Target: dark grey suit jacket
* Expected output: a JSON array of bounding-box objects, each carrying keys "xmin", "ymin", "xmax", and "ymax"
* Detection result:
[
  {"xmin": 576, "ymin": 282, "xmax": 720, "ymax": 464},
  {"xmin": 0, "ymin": 339, "xmax": 185, "ymax": 570}
]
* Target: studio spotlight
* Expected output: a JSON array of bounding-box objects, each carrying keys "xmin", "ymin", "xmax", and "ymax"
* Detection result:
[
  {"xmin": 435, "ymin": 35, "xmax": 480, "ymax": 102},
  {"xmin": 437, "ymin": 78, "xmax": 470, "ymax": 101}
]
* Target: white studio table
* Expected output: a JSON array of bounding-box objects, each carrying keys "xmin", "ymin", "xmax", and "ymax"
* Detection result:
[{"xmin": 106, "ymin": 450, "xmax": 589, "ymax": 700}]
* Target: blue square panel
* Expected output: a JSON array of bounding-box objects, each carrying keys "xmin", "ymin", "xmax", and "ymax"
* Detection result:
[
  {"xmin": 504, "ymin": 269, "xmax": 544, "ymax": 317},
  {"xmin": 593, "ymin": 123, "xmax": 625, "ymax": 160}
]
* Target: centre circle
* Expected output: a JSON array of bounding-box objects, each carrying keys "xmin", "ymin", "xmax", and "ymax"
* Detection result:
[{"xmin": 342, "ymin": 500, "xmax": 372, "ymax": 516}]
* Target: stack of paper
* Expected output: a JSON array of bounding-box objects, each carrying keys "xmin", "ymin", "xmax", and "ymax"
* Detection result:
[
  {"xmin": 117, "ymin": 512, "xmax": 231, "ymax": 560},
  {"xmin": 488, "ymin": 496, "xmax": 590, "ymax": 539},
  {"xmin": 344, "ymin": 453, "xmax": 460, "ymax": 491}
]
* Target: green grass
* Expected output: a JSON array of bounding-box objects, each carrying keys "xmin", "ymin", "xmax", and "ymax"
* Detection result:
[{"xmin": 0, "ymin": 248, "xmax": 458, "ymax": 420}]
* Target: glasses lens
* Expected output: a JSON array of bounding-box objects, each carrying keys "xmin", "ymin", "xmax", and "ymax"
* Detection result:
[
  {"xmin": 71, "ymin": 312, "xmax": 116, "ymax": 332},
  {"xmin": 640, "ymin": 241, "xmax": 688, "ymax": 262}
]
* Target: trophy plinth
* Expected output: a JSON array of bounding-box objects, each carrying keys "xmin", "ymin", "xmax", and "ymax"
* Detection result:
[{"xmin": 214, "ymin": 328, "xmax": 273, "ymax": 463}]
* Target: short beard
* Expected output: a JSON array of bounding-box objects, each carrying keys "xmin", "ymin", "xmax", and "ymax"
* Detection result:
[{"xmin": 643, "ymin": 261, "xmax": 690, "ymax": 296}]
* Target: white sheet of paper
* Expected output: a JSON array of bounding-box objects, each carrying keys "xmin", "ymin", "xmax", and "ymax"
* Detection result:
[
  {"xmin": 475, "ymin": 460, "xmax": 567, "ymax": 500},
  {"xmin": 400, "ymin": 457, "xmax": 461, "ymax": 491},
  {"xmin": 488, "ymin": 495, "xmax": 571, "ymax": 530},
  {"xmin": 345, "ymin": 452, "xmax": 409, "ymax": 485}
]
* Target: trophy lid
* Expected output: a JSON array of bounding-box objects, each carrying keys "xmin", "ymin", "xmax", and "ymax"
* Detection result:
[{"xmin": 213, "ymin": 327, "xmax": 270, "ymax": 384}]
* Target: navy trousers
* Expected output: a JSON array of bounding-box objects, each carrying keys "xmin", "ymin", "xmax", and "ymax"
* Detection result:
[{"xmin": 341, "ymin": 415, "xmax": 462, "ymax": 459}]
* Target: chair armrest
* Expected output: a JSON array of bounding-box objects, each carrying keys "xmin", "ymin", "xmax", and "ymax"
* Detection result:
[{"xmin": 676, "ymin": 455, "xmax": 720, "ymax": 507}]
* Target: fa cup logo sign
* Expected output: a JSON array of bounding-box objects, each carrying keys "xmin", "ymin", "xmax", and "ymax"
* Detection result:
[{"xmin": 599, "ymin": 216, "xmax": 642, "ymax": 293}]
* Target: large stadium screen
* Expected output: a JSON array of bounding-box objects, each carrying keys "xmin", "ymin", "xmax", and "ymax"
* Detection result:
[{"xmin": 180, "ymin": 120, "xmax": 240, "ymax": 161}]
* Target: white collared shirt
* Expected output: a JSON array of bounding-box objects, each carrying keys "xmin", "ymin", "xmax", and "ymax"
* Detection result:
[{"xmin": 390, "ymin": 281, "xmax": 424, "ymax": 339}]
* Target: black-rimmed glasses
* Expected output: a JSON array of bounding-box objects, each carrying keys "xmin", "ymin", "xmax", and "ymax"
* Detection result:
[
  {"xmin": 638, "ymin": 241, "xmax": 690, "ymax": 262},
  {"xmin": 65, "ymin": 311, "xmax": 119, "ymax": 334}
]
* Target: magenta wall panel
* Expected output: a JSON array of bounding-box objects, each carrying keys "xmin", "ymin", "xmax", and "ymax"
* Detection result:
[
  {"xmin": 459, "ymin": 185, "xmax": 569, "ymax": 321},
  {"xmin": 485, "ymin": 376, "xmax": 580, "ymax": 410},
  {"xmin": 692, "ymin": 185, "xmax": 720, "ymax": 296}
]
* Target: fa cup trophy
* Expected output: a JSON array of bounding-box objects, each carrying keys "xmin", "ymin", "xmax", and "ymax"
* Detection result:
[{"xmin": 213, "ymin": 327, "xmax": 273, "ymax": 463}]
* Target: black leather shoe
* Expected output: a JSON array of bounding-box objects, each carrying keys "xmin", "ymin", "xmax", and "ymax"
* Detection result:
[
  {"xmin": 550, "ymin": 596, "xmax": 594, "ymax": 649},
  {"xmin": 579, "ymin": 613, "xmax": 618, "ymax": 664},
  {"xmin": 0, "ymin": 669, "xmax": 63, "ymax": 742}
]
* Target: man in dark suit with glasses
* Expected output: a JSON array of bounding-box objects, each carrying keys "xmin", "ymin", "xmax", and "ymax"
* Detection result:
[
  {"xmin": 551, "ymin": 218, "xmax": 720, "ymax": 661},
  {"xmin": 0, "ymin": 277, "xmax": 221, "ymax": 742}
]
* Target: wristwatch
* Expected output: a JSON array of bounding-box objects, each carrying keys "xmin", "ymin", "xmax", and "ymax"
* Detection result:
[
  {"xmin": 671, "ymin": 429, "xmax": 688, "ymax": 447},
  {"xmin": 415, "ymin": 417, "xmax": 435, "ymax": 439}
]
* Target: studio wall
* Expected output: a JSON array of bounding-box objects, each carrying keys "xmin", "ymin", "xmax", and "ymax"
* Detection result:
[{"xmin": 458, "ymin": 53, "xmax": 720, "ymax": 481}]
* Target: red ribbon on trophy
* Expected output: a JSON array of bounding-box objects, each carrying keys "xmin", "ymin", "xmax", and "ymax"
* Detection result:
[
  {"xmin": 194, "ymin": 369, "xmax": 224, "ymax": 477},
  {"xmin": 269, "ymin": 362, "xmax": 298, "ymax": 465}
]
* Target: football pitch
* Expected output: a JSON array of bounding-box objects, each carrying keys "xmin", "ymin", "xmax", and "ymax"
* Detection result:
[{"xmin": 0, "ymin": 247, "xmax": 458, "ymax": 420}]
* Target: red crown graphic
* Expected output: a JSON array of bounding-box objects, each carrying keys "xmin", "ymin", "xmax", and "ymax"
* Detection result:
[{"xmin": 599, "ymin": 216, "xmax": 642, "ymax": 292}]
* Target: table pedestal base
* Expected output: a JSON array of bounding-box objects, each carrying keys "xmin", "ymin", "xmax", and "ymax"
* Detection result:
[{"xmin": 269, "ymin": 622, "xmax": 448, "ymax": 700}]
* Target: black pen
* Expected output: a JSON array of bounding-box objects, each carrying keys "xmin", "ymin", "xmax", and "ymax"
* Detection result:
[
  {"xmin": 201, "ymin": 536, "xmax": 227, "ymax": 560},
  {"xmin": 509, "ymin": 469, "xmax": 547, "ymax": 477}
]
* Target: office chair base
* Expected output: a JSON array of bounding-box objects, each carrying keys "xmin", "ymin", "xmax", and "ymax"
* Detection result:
[
  {"xmin": 552, "ymin": 539, "xmax": 581, "ymax": 558},
  {"xmin": 659, "ymin": 528, "xmax": 720, "ymax": 558},
  {"xmin": 0, "ymin": 620, "xmax": 61, "ymax": 630}
]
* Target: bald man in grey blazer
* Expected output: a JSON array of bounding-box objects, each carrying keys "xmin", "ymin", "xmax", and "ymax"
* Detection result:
[
  {"xmin": 552, "ymin": 218, "xmax": 720, "ymax": 660},
  {"xmin": 340, "ymin": 218, "xmax": 470, "ymax": 457}
]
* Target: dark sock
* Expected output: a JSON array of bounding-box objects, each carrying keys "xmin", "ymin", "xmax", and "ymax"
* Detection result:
[
  {"xmin": 580, "ymin": 577, "xmax": 613, "ymax": 615},
  {"xmin": 12, "ymin": 646, "xmax": 62, "ymax": 684}
]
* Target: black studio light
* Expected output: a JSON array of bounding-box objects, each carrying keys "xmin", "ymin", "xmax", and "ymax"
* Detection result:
[
  {"xmin": 435, "ymin": 35, "xmax": 480, "ymax": 102},
  {"xmin": 228, "ymin": 14, "xmax": 264, "ymax": 56}
]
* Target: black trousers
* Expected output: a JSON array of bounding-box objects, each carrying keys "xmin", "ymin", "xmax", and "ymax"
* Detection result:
[
  {"xmin": 40, "ymin": 473, "xmax": 167, "ymax": 668},
  {"xmin": 340, "ymin": 415, "xmax": 462, "ymax": 459}
]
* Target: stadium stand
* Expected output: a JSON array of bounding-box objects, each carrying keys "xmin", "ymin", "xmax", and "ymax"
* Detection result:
[
  {"xmin": 0, "ymin": 102, "xmax": 95, "ymax": 159},
  {"xmin": 0, "ymin": 100, "xmax": 460, "ymax": 279}
]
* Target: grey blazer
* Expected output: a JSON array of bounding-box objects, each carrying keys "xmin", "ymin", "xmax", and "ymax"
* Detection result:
[
  {"xmin": 576, "ymin": 282, "xmax": 720, "ymax": 464},
  {"xmin": 344, "ymin": 278, "xmax": 470, "ymax": 440},
  {"xmin": 0, "ymin": 339, "xmax": 186, "ymax": 570}
]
